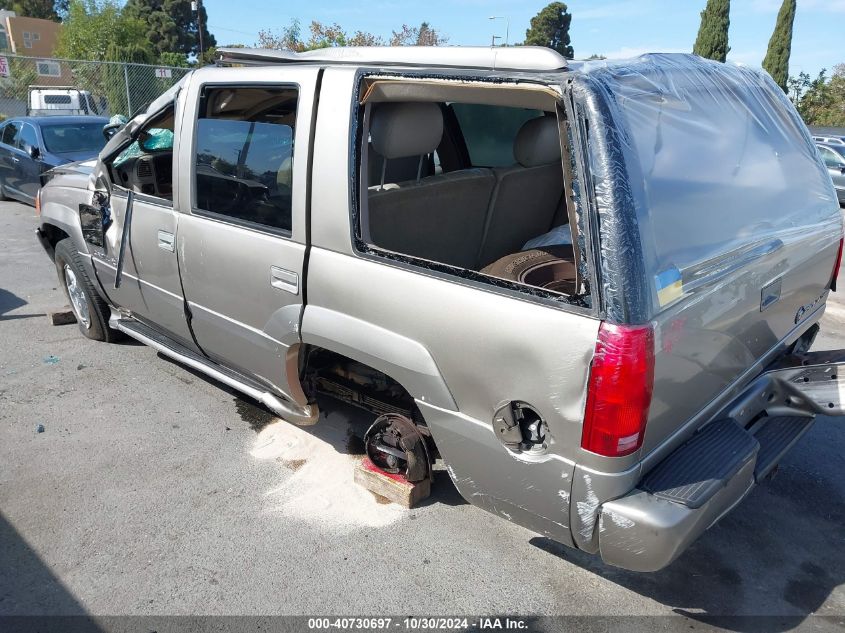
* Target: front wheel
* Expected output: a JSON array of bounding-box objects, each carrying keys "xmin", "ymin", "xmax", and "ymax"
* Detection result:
[{"xmin": 54, "ymin": 238, "xmax": 121, "ymax": 342}]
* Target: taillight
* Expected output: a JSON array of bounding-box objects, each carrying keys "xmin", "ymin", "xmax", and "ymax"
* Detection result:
[
  {"xmin": 831, "ymin": 237, "xmax": 843, "ymax": 292},
  {"xmin": 34, "ymin": 188, "xmax": 41, "ymax": 216},
  {"xmin": 581, "ymin": 322, "xmax": 655, "ymax": 457}
]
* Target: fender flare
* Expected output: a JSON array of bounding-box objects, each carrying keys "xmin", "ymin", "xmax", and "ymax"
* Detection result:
[{"xmin": 300, "ymin": 305, "xmax": 457, "ymax": 411}]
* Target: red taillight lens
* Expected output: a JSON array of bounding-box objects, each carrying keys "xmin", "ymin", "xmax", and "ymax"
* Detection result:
[
  {"xmin": 831, "ymin": 237, "xmax": 843, "ymax": 292},
  {"xmin": 581, "ymin": 322, "xmax": 655, "ymax": 457}
]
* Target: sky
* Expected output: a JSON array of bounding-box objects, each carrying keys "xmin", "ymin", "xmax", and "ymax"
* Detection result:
[{"xmin": 204, "ymin": 0, "xmax": 844, "ymax": 78}]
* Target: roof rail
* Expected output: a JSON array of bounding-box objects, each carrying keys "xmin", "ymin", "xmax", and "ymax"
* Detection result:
[{"xmin": 216, "ymin": 46, "xmax": 568, "ymax": 72}]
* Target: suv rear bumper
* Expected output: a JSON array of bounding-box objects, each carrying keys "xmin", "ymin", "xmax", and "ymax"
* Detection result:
[{"xmin": 597, "ymin": 350, "xmax": 844, "ymax": 572}]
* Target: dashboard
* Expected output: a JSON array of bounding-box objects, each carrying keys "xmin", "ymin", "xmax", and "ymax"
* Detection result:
[{"xmin": 114, "ymin": 153, "xmax": 173, "ymax": 200}]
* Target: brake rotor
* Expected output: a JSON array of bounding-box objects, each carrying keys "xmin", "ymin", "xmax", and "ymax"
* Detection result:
[{"xmin": 364, "ymin": 413, "xmax": 431, "ymax": 483}]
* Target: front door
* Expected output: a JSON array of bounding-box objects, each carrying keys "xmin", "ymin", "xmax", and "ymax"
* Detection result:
[
  {"xmin": 176, "ymin": 67, "xmax": 319, "ymax": 401},
  {"xmin": 91, "ymin": 103, "xmax": 196, "ymax": 349}
]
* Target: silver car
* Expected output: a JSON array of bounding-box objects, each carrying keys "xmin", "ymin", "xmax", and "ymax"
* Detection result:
[
  {"xmin": 818, "ymin": 142, "xmax": 845, "ymax": 205},
  {"xmin": 35, "ymin": 48, "xmax": 845, "ymax": 572}
]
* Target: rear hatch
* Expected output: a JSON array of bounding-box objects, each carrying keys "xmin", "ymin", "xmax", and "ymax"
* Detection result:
[{"xmin": 578, "ymin": 54, "xmax": 843, "ymax": 455}]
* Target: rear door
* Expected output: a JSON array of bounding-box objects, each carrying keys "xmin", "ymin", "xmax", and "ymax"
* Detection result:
[
  {"xmin": 15, "ymin": 122, "xmax": 42, "ymax": 201},
  {"xmin": 176, "ymin": 66, "xmax": 319, "ymax": 401},
  {"xmin": 0, "ymin": 122, "xmax": 22, "ymax": 193}
]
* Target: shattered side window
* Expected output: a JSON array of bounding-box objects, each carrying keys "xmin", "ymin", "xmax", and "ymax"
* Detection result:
[{"xmin": 113, "ymin": 128, "xmax": 174, "ymax": 167}]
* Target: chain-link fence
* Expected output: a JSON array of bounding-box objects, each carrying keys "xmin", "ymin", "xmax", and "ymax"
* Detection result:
[{"xmin": 0, "ymin": 54, "xmax": 190, "ymax": 120}]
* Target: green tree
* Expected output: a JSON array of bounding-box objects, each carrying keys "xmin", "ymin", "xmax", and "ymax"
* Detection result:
[
  {"xmin": 524, "ymin": 2, "xmax": 573, "ymax": 58},
  {"xmin": 56, "ymin": 0, "xmax": 146, "ymax": 60},
  {"xmin": 0, "ymin": 0, "xmax": 67, "ymax": 21},
  {"xmin": 123, "ymin": 0, "xmax": 216, "ymax": 58},
  {"xmin": 257, "ymin": 19, "xmax": 446, "ymax": 51},
  {"xmin": 762, "ymin": 0, "xmax": 796, "ymax": 92},
  {"xmin": 791, "ymin": 65, "xmax": 845, "ymax": 127},
  {"xmin": 390, "ymin": 22, "xmax": 447, "ymax": 46},
  {"xmin": 692, "ymin": 0, "xmax": 730, "ymax": 62},
  {"xmin": 159, "ymin": 51, "xmax": 189, "ymax": 68}
]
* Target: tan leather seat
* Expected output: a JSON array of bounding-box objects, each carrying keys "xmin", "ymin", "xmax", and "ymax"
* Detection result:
[
  {"xmin": 477, "ymin": 115, "xmax": 564, "ymax": 268},
  {"xmin": 366, "ymin": 102, "xmax": 496, "ymax": 269}
]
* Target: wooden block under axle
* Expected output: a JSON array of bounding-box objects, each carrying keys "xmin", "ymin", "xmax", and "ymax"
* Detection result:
[
  {"xmin": 48, "ymin": 307, "xmax": 76, "ymax": 326},
  {"xmin": 354, "ymin": 457, "xmax": 431, "ymax": 509}
]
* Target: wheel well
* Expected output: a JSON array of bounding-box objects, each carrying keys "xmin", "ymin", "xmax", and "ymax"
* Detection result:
[
  {"xmin": 300, "ymin": 344, "xmax": 423, "ymax": 425},
  {"xmin": 299, "ymin": 344, "xmax": 439, "ymax": 459},
  {"xmin": 40, "ymin": 223, "xmax": 70, "ymax": 259}
]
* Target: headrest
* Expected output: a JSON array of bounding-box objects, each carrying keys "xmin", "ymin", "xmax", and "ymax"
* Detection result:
[
  {"xmin": 370, "ymin": 102, "xmax": 443, "ymax": 160},
  {"xmin": 514, "ymin": 115, "xmax": 561, "ymax": 168}
]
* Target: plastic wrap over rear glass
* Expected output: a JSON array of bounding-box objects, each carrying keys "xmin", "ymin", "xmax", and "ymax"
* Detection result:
[{"xmin": 580, "ymin": 54, "xmax": 841, "ymax": 319}]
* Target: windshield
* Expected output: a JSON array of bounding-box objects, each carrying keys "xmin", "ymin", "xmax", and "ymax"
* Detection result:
[{"xmin": 41, "ymin": 122, "xmax": 106, "ymax": 154}]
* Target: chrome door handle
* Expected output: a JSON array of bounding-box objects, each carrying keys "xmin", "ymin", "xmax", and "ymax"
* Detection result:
[
  {"xmin": 270, "ymin": 266, "xmax": 299, "ymax": 295},
  {"xmin": 10, "ymin": 156, "xmax": 19, "ymax": 163},
  {"xmin": 157, "ymin": 230, "xmax": 175, "ymax": 252}
]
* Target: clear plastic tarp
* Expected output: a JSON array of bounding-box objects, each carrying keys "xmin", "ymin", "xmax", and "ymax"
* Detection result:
[{"xmin": 577, "ymin": 54, "xmax": 841, "ymax": 317}]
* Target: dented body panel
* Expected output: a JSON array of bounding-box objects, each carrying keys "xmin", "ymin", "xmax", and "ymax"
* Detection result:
[{"xmin": 36, "ymin": 48, "xmax": 845, "ymax": 572}]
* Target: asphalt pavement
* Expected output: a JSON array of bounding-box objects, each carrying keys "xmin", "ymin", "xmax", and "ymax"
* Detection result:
[{"xmin": 1, "ymin": 200, "xmax": 844, "ymax": 629}]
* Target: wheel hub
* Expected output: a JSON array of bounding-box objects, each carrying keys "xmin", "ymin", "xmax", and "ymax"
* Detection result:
[{"xmin": 64, "ymin": 264, "xmax": 90, "ymax": 329}]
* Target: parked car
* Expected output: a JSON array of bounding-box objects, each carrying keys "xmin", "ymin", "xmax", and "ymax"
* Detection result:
[
  {"xmin": 35, "ymin": 49, "xmax": 844, "ymax": 572},
  {"xmin": 812, "ymin": 134, "xmax": 845, "ymax": 146},
  {"xmin": 0, "ymin": 116, "xmax": 109, "ymax": 205},
  {"xmin": 818, "ymin": 142, "xmax": 845, "ymax": 205}
]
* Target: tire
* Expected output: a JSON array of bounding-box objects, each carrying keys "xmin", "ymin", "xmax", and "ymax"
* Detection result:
[
  {"xmin": 481, "ymin": 245, "xmax": 577, "ymax": 294},
  {"xmin": 54, "ymin": 238, "xmax": 121, "ymax": 342},
  {"xmin": 0, "ymin": 178, "xmax": 8, "ymax": 201}
]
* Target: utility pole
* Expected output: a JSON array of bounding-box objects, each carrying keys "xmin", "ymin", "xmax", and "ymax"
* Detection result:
[
  {"xmin": 192, "ymin": 0, "xmax": 204, "ymax": 64},
  {"xmin": 488, "ymin": 16, "xmax": 509, "ymax": 47}
]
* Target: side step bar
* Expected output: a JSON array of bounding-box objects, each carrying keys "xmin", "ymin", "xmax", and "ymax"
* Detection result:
[{"xmin": 112, "ymin": 316, "xmax": 319, "ymax": 426}]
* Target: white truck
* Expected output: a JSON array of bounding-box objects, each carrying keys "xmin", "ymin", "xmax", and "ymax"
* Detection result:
[{"xmin": 27, "ymin": 86, "xmax": 101, "ymax": 117}]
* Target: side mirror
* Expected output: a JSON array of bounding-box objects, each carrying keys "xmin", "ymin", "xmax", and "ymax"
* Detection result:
[
  {"xmin": 102, "ymin": 121, "xmax": 123, "ymax": 141},
  {"xmin": 25, "ymin": 144, "xmax": 39, "ymax": 159}
]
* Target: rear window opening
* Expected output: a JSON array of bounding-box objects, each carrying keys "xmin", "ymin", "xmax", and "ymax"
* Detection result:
[{"xmin": 354, "ymin": 77, "xmax": 589, "ymax": 306}]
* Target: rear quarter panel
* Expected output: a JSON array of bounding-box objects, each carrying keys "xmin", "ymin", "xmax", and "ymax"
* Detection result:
[{"xmin": 305, "ymin": 68, "xmax": 600, "ymax": 544}]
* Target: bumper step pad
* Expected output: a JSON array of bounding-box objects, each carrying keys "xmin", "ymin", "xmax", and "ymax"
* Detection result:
[
  {"xmin": 752, "ymin": 415, "xmax": 814, "ymax": 481},
  {"xmin": 642, "ymin": 419, "xmax": 758, "ymax": 509}
]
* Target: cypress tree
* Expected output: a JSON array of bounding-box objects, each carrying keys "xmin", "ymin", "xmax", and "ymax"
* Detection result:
[
  {"xmin": 524, "ymin": 3, "xmax": 574, "ymax": 59},
  {"xmin": 692, "ymin": 0, "xmax": 731, "ymax": 63},
  {"xmin": 762, "ymin": 0, "xmax": 796, "ymax": 92}
]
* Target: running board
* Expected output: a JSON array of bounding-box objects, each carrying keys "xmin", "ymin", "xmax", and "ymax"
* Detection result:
[{"xmin": 112, "ymin": 316, "xmax": 319, "ymax": 425}]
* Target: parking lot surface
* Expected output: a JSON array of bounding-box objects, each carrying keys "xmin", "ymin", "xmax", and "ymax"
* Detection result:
[{"xmin": 1, "ymin": 200, "xmax": 844, "ymax": 628}]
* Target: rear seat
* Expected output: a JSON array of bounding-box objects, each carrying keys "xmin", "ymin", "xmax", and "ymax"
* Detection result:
[
  {"xmin": 367, "ymin": 102, "xmax": 496, "ymax": 269},
  {"xmin": 477, "ymin": 115, "xmax": 565, "ymax": 268}
]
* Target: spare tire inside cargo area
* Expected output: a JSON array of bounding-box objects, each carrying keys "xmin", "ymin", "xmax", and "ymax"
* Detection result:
[{"xmin": 480, "ymin": 245, "xmax": 576, "ymax": 295}]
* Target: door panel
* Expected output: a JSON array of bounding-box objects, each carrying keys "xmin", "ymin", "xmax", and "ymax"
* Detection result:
[
  {"xmin": 176, "ymin": 67, "xmax": 319, "ymax": 401},
  {"xmin": 0, "ymin": 122, "xmax": 21, "ymax": 193},
  {"xmin": 177, "ymin": 216, "xmax": 306, "ymax": 391},
  {"xmin": 92, "ymin": 192, "xmax": 195, "ymax": 349},
  {"xmin": 16, "ymin": 123, "xmax": 41, "ymax": 200}
]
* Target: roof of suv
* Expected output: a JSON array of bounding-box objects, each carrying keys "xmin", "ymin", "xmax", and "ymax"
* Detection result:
[{"xmin": 217, "ymin": 45, "xmax": 569, "ymax": 72}]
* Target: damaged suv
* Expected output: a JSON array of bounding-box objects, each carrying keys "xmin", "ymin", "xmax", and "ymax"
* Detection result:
[{"xmin": 35, "ymin": 47, "xmax": 844, "ymax": 571}]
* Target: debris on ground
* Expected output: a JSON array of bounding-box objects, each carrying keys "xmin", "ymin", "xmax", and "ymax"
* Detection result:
[
  {"xmin": 36, "ymin": 424, "xmax": 45, "ymax": 433},
  {"xmin": 48, "ymin": 308, "xmax": 76, "ymax": 326},
  {"xmin": 42, "ymin": 355, "xmax": 60, "ymax": 365},
  {"xmin": 251, "ymin": 420, "xmax": 406, "ymax": 530}
]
